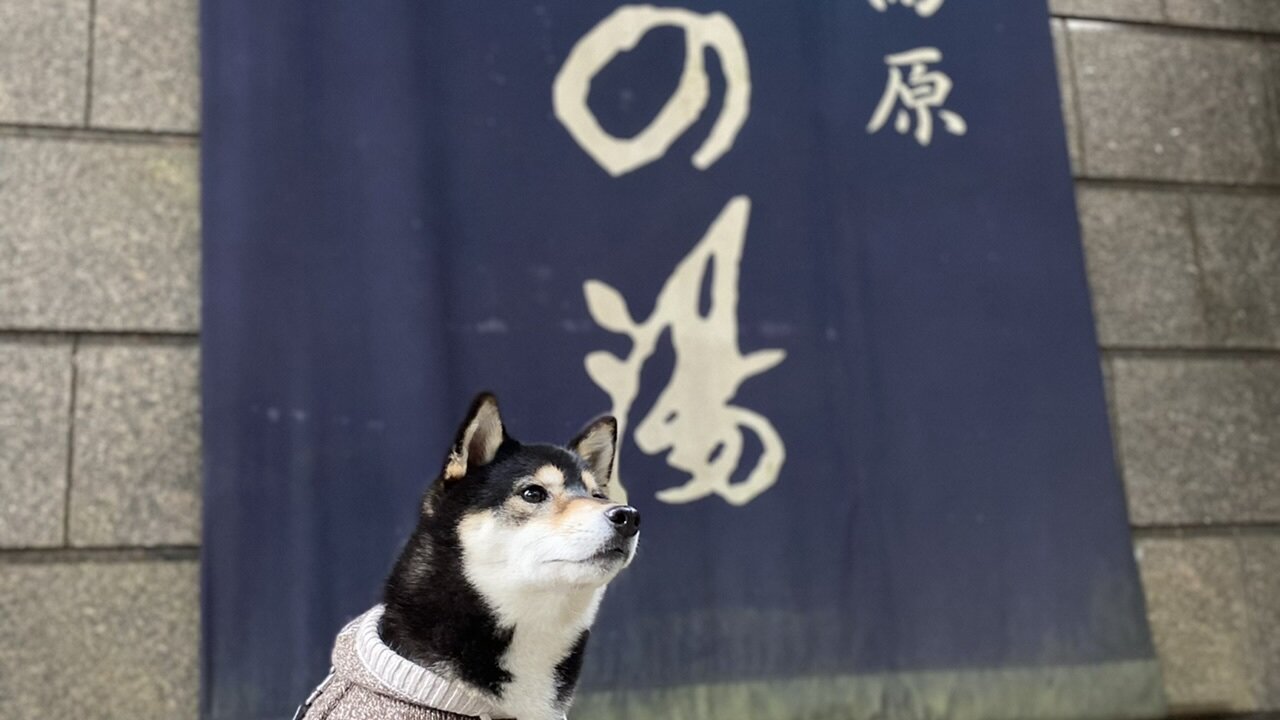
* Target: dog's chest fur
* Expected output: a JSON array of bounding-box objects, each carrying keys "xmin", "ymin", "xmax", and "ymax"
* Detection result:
[{"xmin": 483, "ymin": 581, "xmax": 604, "ymax": 720}]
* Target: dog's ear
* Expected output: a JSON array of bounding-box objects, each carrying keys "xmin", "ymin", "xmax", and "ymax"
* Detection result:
[
  {"xmin": 570, "ymin": 416, "xmax": 617, "ymax": 486},
  {"xmin": 443, "ymin": 393, "xmax": 505, "ymax": 480}
]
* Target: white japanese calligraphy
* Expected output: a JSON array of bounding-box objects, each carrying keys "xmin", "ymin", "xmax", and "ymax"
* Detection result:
[
  {"xmin": 867, "ymin": 0, "xmax": 945, "ymax": 18},
  {"xmin": 582, "ymin": 197, "xmax": 786, "ymax": 506},
  {"xmin": 867, "ymin": 47, "xmax": 967, "ymax": 146},
  {"xmin": 556, "ymin": 8, "xmax": 784, "ymax": 506},
  {"xmin": 552, "ymin": 5, "xmax": 751, "ymax": 177}
]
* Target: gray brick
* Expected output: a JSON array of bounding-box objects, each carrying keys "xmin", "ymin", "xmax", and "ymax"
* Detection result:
[
  {"xmin": 1099, "ymin": 356, "xmax": 1122, "ymax": 434},
  {"xmin": 1112, "ymin": 358, "xmax": 1280, "ymax": 525},
  {"xmin": 1068, "ymin": 23, "xmax": 1280, "ymax": 184},
  {"xmin": 91, "ymin": 0, "xmax": 199, "ymax": 132},
  {"xmin": 1052, "ymin": 21, "xmax": 1083, "ymax": 173},
  {"xmin": 1239, "ymin": 532, "xmax": 1280, "ymax": 708},
  {"xmin": 69, "ymin": 341, "xmax": 200, "ymax": 546},
  {"xmin": 0, "ymin": 560, "xmax": 197, "ymax": 720},
  {"xmin": 1049, "ymin": 0, "xmax": 1164, "ymax": 21},
  {"xmin": 0, "ymin": 0, "xmax": 89, "ymax": 125},
  {"xmin": 1191, "ymin": 193, "xmax": 1280, "ymax": 348},
  {"xmin": 0, "ymin": 339, "xmax": 72, "ymax": 547},
  {"xmin": 1135, "ymin": 535, "xmax": 1258, "ymax": 712},
  {"xmin": 1077, "ymin": 187, "xmax": 1207, "ymax": 346},
  {"xmin": 0, "ymin": 137, "xmax": 199, "ymax": 332},
  {"xmin": 1165, "ymin": 0, "xmax": 1280, "ymax": 33}
]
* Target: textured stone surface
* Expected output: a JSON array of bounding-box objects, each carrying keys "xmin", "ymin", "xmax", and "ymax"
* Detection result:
[
  {"xmin": 1052, "ymin": 20, "xmax": 1082, "ymax": 173},
  {"xmin": 1191, "ymin": 193, "xmax": 1280, "ymax": 348},
  {"xmin": 91, "ymin": 0, "xmax": 199, "ymax": 132},
  {"xmin": 0, "ymin": 0, "xmax": 89, "ymax": 125},
  {"xmin": 69, "ymin": 342, "xmax": 200, "ymax": 546},
  {"xmin": 0, "ymin": 560, "xmax": 198, "ymax": 720},
  {"xmin": 1077, "ymin": 187, "xmax": 1206, "ymax": 346},
  {"xmin": 1112, "ymin": 358, "xmax": 1280, "ymax": 525},
  {"xmin": 1135, "ymin": 535, "xmax": 1257, "ymax": 712},
  {"xmin": 1165, "ymin": 0, "xmax": 1280, "ymax": 32},
  {"xmin": 1069, "ymin": 23, "xmax": 1280, "ymax": 184},
  {"xmin": 1239, "ymin": 532, "xmax": 1280, "ymax": 707},
  {"xmin": 0, "ymin": 339, "xmax": 72, "ymax": 547},
  {"xmin": 0, "ymin": 137, "xmax": 200, "ymax": 331},
  {"xmin": 1049, "ymin": 0, "xmax": 1165, "ymax": 21}
]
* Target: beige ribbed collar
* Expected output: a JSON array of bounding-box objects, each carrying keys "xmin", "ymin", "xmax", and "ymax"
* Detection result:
[{"xmin": 353, "ymin": 605, "xmax": 507, "ymax": 719}]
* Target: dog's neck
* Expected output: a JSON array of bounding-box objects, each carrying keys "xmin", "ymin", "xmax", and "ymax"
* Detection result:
[
  {"xmin": 380, "ymin": 536, "xmax": 605, "ymax": 720},
  {"xmin": 480, "ymin": 583, "xmax": 605, "ymax": 720}
]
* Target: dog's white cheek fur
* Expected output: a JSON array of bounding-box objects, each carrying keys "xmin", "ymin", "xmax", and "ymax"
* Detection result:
[{"xmin": 458, "ymin": 512, "xmax": 635, "ymax": 720}]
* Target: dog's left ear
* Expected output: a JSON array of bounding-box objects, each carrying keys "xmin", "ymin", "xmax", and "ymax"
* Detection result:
[
  {"xmin": 570, "ymin": 416, "xmax": 617, "ymax": 486},
  {"xmin": 443, "ymin": 393, "xmax": 506, "ymax": 480}
]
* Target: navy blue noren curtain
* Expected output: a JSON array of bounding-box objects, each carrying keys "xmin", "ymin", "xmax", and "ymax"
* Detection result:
[{"xmin": 201, "ymin": 2, "xmax": 1164, "ymax": 718}]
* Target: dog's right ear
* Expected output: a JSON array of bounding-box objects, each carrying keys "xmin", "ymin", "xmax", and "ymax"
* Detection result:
[
  {"xmin": 570, "ymin": 416, "xmax": 617, "ymax": 487},
  {"xmin": 443, "ymin": 393, "xmax": 505, "ymax": 481}
]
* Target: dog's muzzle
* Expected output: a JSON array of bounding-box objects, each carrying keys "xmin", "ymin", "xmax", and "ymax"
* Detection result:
[{"xmin": 604, "ymin": 505, "xmax": 640, "ymax": 538}]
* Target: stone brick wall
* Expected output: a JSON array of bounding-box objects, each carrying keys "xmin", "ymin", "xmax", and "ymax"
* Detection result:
[
  {"xmin": 0, "ymin": 2, "xmax": 1275, "ymax": 718},
  {"xmin": 0, "ymin": 1, "xmax": 201, "ymax": 718},
  {"xmin": 1049, "ymin": 1, "xmax": 1280, "ymax": 713}
]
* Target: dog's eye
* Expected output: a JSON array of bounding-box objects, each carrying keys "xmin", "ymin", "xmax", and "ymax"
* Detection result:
[
  {"xmin": 592, "ymin": 492, "xmax": 607, "ymax": 500},
  {"xmin": 520, "ymin": 486, "xmax": 548, "ymax": 504}
]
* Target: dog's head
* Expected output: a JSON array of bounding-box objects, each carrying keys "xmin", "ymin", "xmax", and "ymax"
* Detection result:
[{"xmin": 424, "ymin": 392, "xmax": 639, "ymax": 592}]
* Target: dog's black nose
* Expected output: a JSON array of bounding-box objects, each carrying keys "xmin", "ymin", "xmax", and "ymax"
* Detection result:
[{"xmin": 605, "ymin": 505, "xmax": 640, "ymax": 538}]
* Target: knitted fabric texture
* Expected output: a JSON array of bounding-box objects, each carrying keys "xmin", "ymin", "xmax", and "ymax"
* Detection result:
[{"xmin": 297, "ymin": 605, "xmax": 507, "ymax": 720}]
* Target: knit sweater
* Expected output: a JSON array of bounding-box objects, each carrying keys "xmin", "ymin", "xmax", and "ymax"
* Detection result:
[{"xmin": 296, "ymin": 605, "xmax": 513, "ymax": 720}]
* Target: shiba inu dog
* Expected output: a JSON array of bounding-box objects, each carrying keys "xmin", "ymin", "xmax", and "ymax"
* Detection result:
[{"xmin": 296, "ymin": 393, "xmax": 640, "ymax": 720}]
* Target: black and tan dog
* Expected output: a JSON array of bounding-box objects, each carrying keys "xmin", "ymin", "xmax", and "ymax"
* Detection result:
[{"xmin": 296, "ymin": 393, "xmax": 639, "ymax": 720}]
